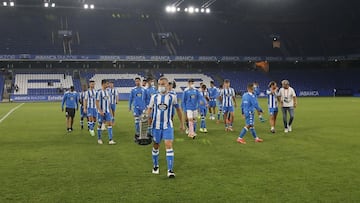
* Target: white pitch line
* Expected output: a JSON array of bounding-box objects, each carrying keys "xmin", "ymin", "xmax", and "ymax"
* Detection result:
[{"xmin": 0, "ymin": 103, "xmax": 25, "ymax": 124}]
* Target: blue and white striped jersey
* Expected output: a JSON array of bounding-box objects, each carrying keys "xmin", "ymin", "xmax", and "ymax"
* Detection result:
[
  {"xmin": 96, "ymin": 89, "xmax": 111, "ymax": 113},
  {"xmin": 107, "ymin": 88, "xmax": 118, "ymax": 104},
  {"xmin": 220, "ymin": 88, "xmax": 235, "ymax": 107},
  {"xmin": 85, "ymin": 89, "xmax": 97, "ymax": 109},
  {"xmin": 149, "ymin": 93, "xmax": 179, "ymax": 130},
  {"xmin": 79, "ymin": 91, "xmax": 86, "ymax": 106},
  {"xmin": 266, "ymin": 89, "xmax": 279, "ymax": 109}
]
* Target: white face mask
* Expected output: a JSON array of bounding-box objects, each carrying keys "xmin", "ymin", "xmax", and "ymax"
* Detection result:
[
  {"xmin": 158, "ymin": 86, "xmax": 166, "ymax": 93},
  {"xmin": 150, "ymin": 82, "xmax": 155, "ymax": 86},
  {"xmin": 190, "ymin": 84, "xmax": 196, "ymax": 89}
]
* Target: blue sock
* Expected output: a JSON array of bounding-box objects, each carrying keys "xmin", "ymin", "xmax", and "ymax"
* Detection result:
[
  {"xmin": 152, "ymin": 148, "xmax": 159, "ymax": 167},
  {"xmin": 107, "ymin": 126, "xmax": 113, "ymax": 140},
  {"xmin": 201, "ymin": 116, "xmax": 205, "ymax": 128},
  {"xmin": 239, "ymin": 127, "xmax": 248, "ymax": 138},
  {"xmin": 217, "ymin": 113, "xmax": 220, "ymax": 120},
  {"xmin": 91, "ymin": 122, "xmax": 95, "ymax": 130},
  {"xmin": 97, "ymin": 127, "xmax": 102, "ymax": 140},
  {"xmin": 250, "ymin": 127, "xmax": 257, "ymax": 139},
  {"xmin": 135, "ymin": 117, "xmax": 140, "ymax": 134},
  {"xmin": 166, "ymin": 149, "xmax": 174, "ymax": 171}
]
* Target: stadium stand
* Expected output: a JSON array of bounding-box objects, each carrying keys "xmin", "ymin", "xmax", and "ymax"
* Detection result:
[
  {"xmin": 13, "ymin": 74, "xmax": 74, "ymax": 95},
  {"xmin": 0, "ymin": 7, "xmax": 358, "ymax": 56}
]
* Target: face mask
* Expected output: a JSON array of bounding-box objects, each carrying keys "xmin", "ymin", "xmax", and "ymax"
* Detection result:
[
  {"xmin": 190, "ymin": 84, "xmax": 195, "ymax": 89},
  {"xmin": 151, "ymin": 82, "xmax": 155, "ymax": 86},
  {"xmin": 158, "ymin": 86, "xmax": 166, "ymax": 93}
]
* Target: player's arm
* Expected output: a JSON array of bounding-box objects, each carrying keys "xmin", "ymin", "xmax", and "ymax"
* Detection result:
[
  {"xmin": 173, "ymin": 97, "xmax": 185, "ymax": 130},
  {"xmin": 128, "ymin": 90, "xmax": 133, "ymax": 111},
  {"xmin": 116, "ymin": 90, "xmax": 119, "ymax": 104},
  {"xmin": 293, "ymin": 89, "xmax": 297, "ymax": 108},
  {"xmin": 83, "ymin": 93, "xmax": 88, "ymax": 113},
  {"xmin": 232, "ymin": 90, "xmax": 237, "ymax": 107},
  {"xmin": 96, "ymin": 93, "xmax": 103, "ymax": 116},
  {"xmin": 61, "ymin": 93, "xmax": 66, "ymax": 111}
]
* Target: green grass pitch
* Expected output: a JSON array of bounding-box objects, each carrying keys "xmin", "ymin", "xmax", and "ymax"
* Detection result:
[{"xmin": 0, "ymin": 98, "xmax": 359, "ymax": 202}]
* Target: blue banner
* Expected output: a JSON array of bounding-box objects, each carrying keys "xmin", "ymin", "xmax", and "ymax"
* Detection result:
[{"xmin": 0, "ymin": 54, "xmax": 359, "ymax": 62}]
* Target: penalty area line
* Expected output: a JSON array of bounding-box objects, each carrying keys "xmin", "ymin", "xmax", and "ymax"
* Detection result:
[{"xmin": 0, "ymin": 103, "xmax": 25, "ymax": 124}]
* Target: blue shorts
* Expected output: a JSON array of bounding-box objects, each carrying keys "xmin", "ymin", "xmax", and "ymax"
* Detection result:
[
  {"xmin": 133, "ymin": 106, "xmax": 145, "ymax": 117},
  {"xmin": 152, "ymin": 127, "xmax": 174, "ymax": 144},
  {"xmin": 111, "ymin": 104, "xmax": 116, "ymax": 113},
  {"xmin": 245, "ymin": 112, "xmax": 255, "ymax": 126},
  {"xmin": 269, "ymin": 107, "xmax": 278, "ymax": 116},
  {"xmin": 87, "ymin": 108, "xmax": 97, "ymax": 118},
  {"xmin": 223, "ymin": 106, "xmax": 234, "ymax": 113},
  {"xmin": 209, "ymin": 100, "xmax": 217, "ymax": 108},
  {"xmin": 98, "ymin": 112, "xmax": 112, "ymax": 123}
]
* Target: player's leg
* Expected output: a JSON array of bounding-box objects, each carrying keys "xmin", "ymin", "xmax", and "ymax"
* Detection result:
[
  {"xmin": 97, "ymin": 113, "xmax": 103, "ymax": 144},
  {"xmin": 187, "ymin": 110, "xmax": 195, "ymax": 138},
  {"xmin": 202, "ymin": 108, "xmax": 208, "ymax": 132},
  {"xmin": 223, "ymin": 107, "xmax": 229, "ymax": 130},
  {"xmin": 193, "ymin": 110, "xmax": 198, "ymax": 135},
  {"xmin": 217, "ymin": 105, "xmax": 222, "ymax": 123},
  {"xmin": 147, "ymin": 109, "xmax": 154, "ymax": 135},
  {"xmin": 200, "ymin": 108, "xmax": 205, "ymax": 132},
  {"xmin": 183, "ymin": 110, "xmax": 189, "ymax": 134},
  {"xmin": 164, "ymin": 128, "xmax": 175, "ymax": 178},
  {"xmin": 111, "ymin": 104, "xmax": 116, "ymax": 124},
  {"xmin": 152, "ymin": 129, "xmax": 161, "ymax": 174},
  {"xmin": 228, "ymin": 107, "xmax": 234, "ymax": 131},
  {"xmin": 80, "ymin": 107, "xmax": 84, "ymax": 129},
  {"xmin": 106, "ymin": 113, "xmax": 116, "ymax": 144},
  {"xmin": 133, "ymin": 107, "xmax": 141, "ymax": 135},
  {"xmin": 70, "ymin": 108, "xmax": 75, "ymax": 130},
  {"xmin": 288, "ymin": 107, "xmax": 294, "ymax": 131},
  {"xmin": 282, "ymin": 107, "xmax": 289, "ymax": 133}
]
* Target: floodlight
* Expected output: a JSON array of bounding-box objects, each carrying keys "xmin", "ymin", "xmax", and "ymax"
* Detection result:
[
  {"xmin": 9, "ymin": 1, "xmax": 14, "ymax": 6},
  {"xmin": 177, "ymin": 7, "xmax": 181, "ymax": 12},
  {"xmin": 51, "ymin": 3, "xmax": 55, "ymax": 7},
  {"xmin": 205, "ymin": 8, "xmax": 210, "ymax": 13},
  {"xmin": 188, "ymin": 7, "xmax": 194, "ymax": 13},
  {"xmin": 195, "ymin": 8, "xmax": 199, "ymax": 13},
  {"xmin": 200, "ymin": 8, "xmax": 205, "ymax": 13},
  {"xmin": 90, "ymin": 4, "xmax": 94, "ymax": 9},
  {"xmin": 3, "ymin": 2, "xmax": 7, "ymax": 6},
  {"xmin": 44, "ymin": 2, "xmax": 49, "ymax": 7},
  {"xmin": 84, "ymin": 4, "xmax": 89, "ymax": 9},
  {"xmin": 171, "ymin": 6, "xmax": 176, "ymax": 12},
  {"xmin": 166, "ymin": 6, "xmax": 171, "ymax": 12},
  {"xmin": 184, "ymin": 8, "xmax": 188, "ymax": 12}
]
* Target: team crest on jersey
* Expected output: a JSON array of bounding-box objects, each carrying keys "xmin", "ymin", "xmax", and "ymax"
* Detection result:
[
  {"xmin": 103, "ymin": 95, "xmax": 109, "ymax": 100},
  {"xmin": 136, "ymin": 93, "xmax": 142, "ymax": 97},
  {"xmin": 158, "ymin": 103, "xmax": 168, "ymax": 111},
  {"xmin": 70, "ymin": 97, "xmax": 74, "ymax": 100},
  {"xmin": 190, "ymin": 94, "xmax": 196, "ymax": 98}
]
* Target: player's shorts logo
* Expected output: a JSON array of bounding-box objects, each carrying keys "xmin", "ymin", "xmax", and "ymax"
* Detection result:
[{"xmin": 158, "ymin": 103, "xmax": 168, "ymax": 111}]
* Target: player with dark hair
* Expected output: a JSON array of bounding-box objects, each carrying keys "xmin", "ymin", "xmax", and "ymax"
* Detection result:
[
  {"xmin": 84, "ymin": 80, "xmax": 97, "ymax": 136},
  {"xmin": 220, "ymin": 79, "xmax": 237, "ymax": 131},
  {"xmin": 79, "ymin": 85, "xmax": 88, "ymax": 130},
  {"xmin": 61, "ymin": 86, "xmax": 79, "ymax": 132},
  {"xmin": 107, "ymin": 81, "xmax": 119, "ymax": 124},
  {"xmin": 207, "ymin": 81, "xmax": 218, "ymax": 120},
  {"xmin": 199, "ymin": 84, "xmax": 209, "ymax": 133},
  {"xmin": 148, "ymin": 77, "xmax": 184, "ymax": 178},
  {"xmin": 96, "ymin": 80, "xmax": 116, "ymax": 145},
  {"xmin": 266, "ymin": 81, "xmax": 279, "ymax": 133},
  {"xmin": 129, "ymin": 77, "xmax": 147, "ymax": 136},
  {"xmin": 237, "ymin": 83, "xmax": 264, "ymax": 144}
]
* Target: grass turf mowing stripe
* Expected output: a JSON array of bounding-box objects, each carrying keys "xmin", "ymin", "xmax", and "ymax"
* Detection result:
[{"xmin": 0, "ymin": 103, "xmax": 25, "ymax": 124}]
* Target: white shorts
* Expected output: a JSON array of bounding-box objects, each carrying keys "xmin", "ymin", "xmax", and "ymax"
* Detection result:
[{"xmin": 186, "ymin": 110, "xmax": 198, "ymax": 119}]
